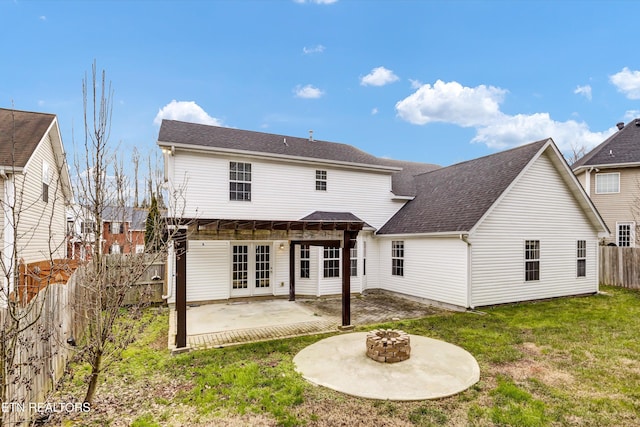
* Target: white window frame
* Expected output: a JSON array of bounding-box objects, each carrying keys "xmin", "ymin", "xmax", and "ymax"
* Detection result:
[
  {"xmin": 595, "ymin": 172, "xmax": 620, "ymax": 194},
  {"xmin": 229, "ymin": 161, "xmax": 252, "ymax": 201},
  {"xmin": 42, "ymin": 160, "xmax": 51, "ymax": 203},
  {"xmin": 524, "ymin": 240, "xmax": 540, "ymax": 282},
  {"xmin": 110, "ymin": 243, "xmax": 121, "ymax": 254},
  {"xmin": 111, "ymin": 221, "xmax": 123, "ymax": 235},
  {"xmin": 391, "ymin": 241, "xmax": 404, "ymax": 277},
  {"xmin": 135, "ymin": 245, "xmax": 145, "ymax": 254},
  {"xmin": 323, "ymin": 246, "xmax": 340, "ymax": 278},
  {"xmin": 300, "ymin": 244, "xmax": 310, "ymax": 279},
  {"xmin": 617, "ymin": 222, "xmax": 635, "ymax": 247},
  {"xmin": 350, "ymin": 245, "xmax": 357, "ymax": 277},
  {"xmin": 315, "ymin": 170, "xmax": 327, "ymax": 191},
  {"xmin": 576, "ymin": 240, "xmax": 586, "ymax": 278}
]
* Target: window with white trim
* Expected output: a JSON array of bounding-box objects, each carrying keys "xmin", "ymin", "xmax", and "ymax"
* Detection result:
[
  {"xmin": 392, "ymin": 241, "xmax": 404, "ymax": 277},
  {"xmin": 135, "ymin": 245, "xmax": 145, "ymax": 254},
  {"xmin": 42, "ymin": 160, "xmax": 51, "ymax": 203},
  {"xmin": 300, "ymin": 244, "xmax": 310, "ymax": 279},
  {"xmin": 110, "ymin": 243, "xmax": 121, "ymax": 254},
  {"xmin": 595, "ymin": 173, "xmax": 620, "ymax": 194},
  {"xmin": 323, "ymin": 246, "xmax": 340, "ymax": 278},
  {"xmin": 350, "ymin": 245, "xmax": 357, "ymax": 277},
  {"xmin": 230, "ymin": 162, "xmax": 252, "ymax": 201},
  {"xmin": 525, "ymin": 240, "xmax": 540, "ymax": 281},
  {"xmin": 617, "ymin": 222, "xmax": 635, "ymax": 247},
  {"xmin": 576, "ymin": 240, "xmax": 586, "ymax": 277},
  {"xmin": 316, "ymin": 170, "xmax": 327, "ymax": 191},
  {"xmin": 111, "ymin": 221, "xmax": 124, "ymax": 234}
]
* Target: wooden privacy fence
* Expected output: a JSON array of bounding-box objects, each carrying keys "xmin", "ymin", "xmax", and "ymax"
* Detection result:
[
  {"xmin": 599, "ymin": 246, "xmax": 640, "ymax": 289},
  {"xmin": 17, "ymin": 258, "xmax": 80, "ymax": 304}
]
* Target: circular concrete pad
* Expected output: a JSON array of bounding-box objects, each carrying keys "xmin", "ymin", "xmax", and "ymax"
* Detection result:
[{"xmin": 294, "ymin": 332, "xmax": 480, "ymax": 400}]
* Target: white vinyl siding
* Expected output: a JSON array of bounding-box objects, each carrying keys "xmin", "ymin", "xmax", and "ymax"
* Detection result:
[
  {"xmin": 13, "ymin": 131, "xmax": 67, "ymax": 264},
  {"xmin": 172, "ymin": 152, "xmax": 402, "ymax": 230},
  {"xmin": 377, "ymin": 237, "xmax": 469, "ymax": 307},
  {"xmin": 294, "ymin": 244, "xmax": 320, "ymax": 296},
  {"xmin": 184, "ymin": 241, "xmax": 230, "ymax": 302},
  {"xmin": 471, "ymin": 151, "xmax": 599, "ymax": 307}
]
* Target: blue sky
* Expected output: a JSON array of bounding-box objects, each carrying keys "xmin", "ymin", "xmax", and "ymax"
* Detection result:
[{"xmin": 2, "ymin": 0, "xmax": 640, "ymax": 171}]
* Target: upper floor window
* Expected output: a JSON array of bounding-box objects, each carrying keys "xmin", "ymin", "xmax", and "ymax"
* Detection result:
[
  {"xmin": 595, "ymin": 173, "xmax": 620, "ymax": 194},
  {"xmin": 316, "ymin": 170, "xmax": 327, "ymax": 191},
  {"xmin": 300, "ymin": 244, "xmax": 310, "ymax": 279},
  {"xmin": 392, "ymin": 241, "xmax": 404, "ymax": 277},
  {"xmin": 617, "ymin": 222, "xmax": 635, "ymax": 247},
  {"xmin": 111, "ymin": 221, "xmax": 124, "ymax": 235},
  {"xmin": 230, "ymin": 162, "xmax": 252, "ymax": 201},
  {"xmin": 576, "ymin": 240, "xmax": 586, "ymax": 277},
  {"xmin": 525, "ymin": 240, "xmax": 540, "ymax": 281},
  {"xmin": 323, "ymin": 246, "xmax": 340, "ymax": 278}
]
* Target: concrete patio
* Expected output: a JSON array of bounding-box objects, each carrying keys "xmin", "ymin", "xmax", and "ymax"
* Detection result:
[{"xmin": 168, "ymin": 290, "xmax": 444, "ymax": 350}]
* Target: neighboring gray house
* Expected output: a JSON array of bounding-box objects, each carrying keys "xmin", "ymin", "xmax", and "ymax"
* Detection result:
[
  {"xmin": 0, "ymin": 108, "xmax": 72, "ymax": 297},
  {"xmin": 573, "ymin": 119, "xmax": 640, "ymax": 246},
  {"xmin": 157, "ymin": 121, "xmax": 608, "ymax": 346}
]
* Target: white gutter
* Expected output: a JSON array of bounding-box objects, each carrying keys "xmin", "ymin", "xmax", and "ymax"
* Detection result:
[{"xmin": 157, "ymin": 141, "xmax": 402, "ymax": 173}]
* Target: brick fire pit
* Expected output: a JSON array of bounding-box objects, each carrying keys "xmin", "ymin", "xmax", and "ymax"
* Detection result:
[{"xmin": 366, "ymin": 329, "xmax": 411, "ymax": 363}]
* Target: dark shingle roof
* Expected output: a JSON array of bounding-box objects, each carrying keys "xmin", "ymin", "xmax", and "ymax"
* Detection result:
[
  {"xmin": 376, "ymin": 159, "xmax": 441, "ymax": 197},
  {"xmin": 378, "ymin": 139, "xmax": 549, "ymax": 234},
  {"xmin": 572, "ymin": 119, "xmax": 640, "ymax": 168},
  {"xmin": 102, "ymin": 206, "xmax": 148, "ymax": 230},
  {"xmin": 158, "ymin": 120, "xmax": 394, "ymax": 168},
  {"xmin": 300, "ymin": 211, "xmax": 364, "ymax": 222},
  {"xmin": 0, "ymin": 108, "xmax": 55, "ymax": 168}
]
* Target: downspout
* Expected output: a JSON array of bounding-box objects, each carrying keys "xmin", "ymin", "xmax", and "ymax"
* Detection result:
[{"xmin": 459, "ymin": 234, "xmax": 473, "ymax": 309}]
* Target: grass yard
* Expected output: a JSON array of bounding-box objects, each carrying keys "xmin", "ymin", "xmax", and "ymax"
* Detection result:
[{"xmin": 52, "ymin": 286, "xmax": 640, "ymax": 426}]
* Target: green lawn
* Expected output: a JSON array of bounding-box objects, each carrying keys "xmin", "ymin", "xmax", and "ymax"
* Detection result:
[{"xmin": 56, "ymin": 286, "xmax": 640, "ymax": 426}]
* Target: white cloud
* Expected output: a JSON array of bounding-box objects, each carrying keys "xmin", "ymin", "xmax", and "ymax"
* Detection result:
[
  {"xmin": 610, "ymin": 67, "xmax": 640, "ymax": 99},
  {"xmin": 153, "ymin": 100, "xmax": 222, "ymax": 126},
  {"xmin": 294, "ymin": 84, "xmax": 324, "ymax": 99},
  {"xmin": 395, "ymin": 80, "xmax": 506, "ymax": 127},
  {"xmin": 39, "ymin": 15, "xmax": 46, "ymax": 21},
  {"xmin": 409, "ymin": 79, "xmax": 423, "ymax": 89},
  {"xmin": 37, "ymin": 100, "xmax": 45, "ymax": 106},
  {"xmin": 396, "ymin": 79, "xmax": 615, "ymax": 153},
  {"xmin": 360, "ymin": 66, "xmax": 400, "ymax": 87},
  {"xmin": 574, "ymin": 85, "xmax": 592, "ymax": 101},
  {"xmin": 624, "ymin": 110, "xmax": 640, "ymax": 121},
  {"xmin": 371, "ymin": 108, "xmax": 378, "ymax": 115},
  {"xmin": 303, "ymin": 45, "xmax": 325, "ymax": 54},
  {"xmin": 471, "ymin": 113, "xmax": 615, "ymax": 152}
]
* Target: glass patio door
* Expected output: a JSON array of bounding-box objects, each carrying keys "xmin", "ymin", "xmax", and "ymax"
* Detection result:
[{"xmin": 231, "ymin": 243, "xmax": 272, "ymax": 297}]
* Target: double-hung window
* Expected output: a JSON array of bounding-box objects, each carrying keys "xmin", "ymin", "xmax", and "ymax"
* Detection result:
[
  {"xmin": 350, "ymin": 245, "xmax": 357, "ymax": 277},
  {"xmin": 525, "ymin": 240, "xmax": 540, "ymax": 281},
  {"xmin": 595, "ymin": 173, "xmax": 620, "ymax": 194},
  {"xmin": 300, "ymin": 244, "xmax": 310, "ymax": 279},
  {"xmin": 391, "ymin": 241, "xmax": 404, "ymax": 277},
  {"xmin": 576, "ymin": 240, "xmax": 586, "ymax": 277},
  {"xmin": 111, "ymin": 221, "xmax": 124, "ymax": 235},
  {"xmin": 230, "ymin": 162, "xmax": 252, "ymax": 201},
  {"xmin": 323, "ymin": 246, "xmax": 340, "ymax": 278},
  {"xmin": 316, "ymin": 170, "xmax": 327, "ymax": 191}
]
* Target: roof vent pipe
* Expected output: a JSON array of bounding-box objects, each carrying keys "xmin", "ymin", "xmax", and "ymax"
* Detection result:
[
  {"xmin": 617, "ymin": 122, "xmax": 625, "ymax": 130},
  {"xmin": 636, "ymin": 119, "xmax": 640, "ymax": 127},
  {"xmin": 309, "ymin": 129, "xmax": 314, "ymax": 142}
]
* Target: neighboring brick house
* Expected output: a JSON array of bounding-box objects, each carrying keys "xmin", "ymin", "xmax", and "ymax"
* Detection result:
[
  {"xmin": 101, "ymin": 207, "xmax": 147, "ymax": 255},
  {"xmin": 573, "ymin": 119, "xmax": 640, "ymax": 246}
]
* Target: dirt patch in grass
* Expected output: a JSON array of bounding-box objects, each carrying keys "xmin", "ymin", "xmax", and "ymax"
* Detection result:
[{"xmin": 494, "ymin": 342, "xmax": 575, "ymax": 388}]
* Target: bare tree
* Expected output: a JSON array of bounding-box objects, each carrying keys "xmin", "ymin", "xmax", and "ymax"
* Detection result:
[
  {"xmin": 566, "ymin": 143, "xmax": 588, "ymax": 166},
  {"xmin": 132, "ymin": 147, "xmax": 140, "ymax": 208},
  {"xmin": 66, "ymin": 62, "xmax": 186, "ymax": 405}
]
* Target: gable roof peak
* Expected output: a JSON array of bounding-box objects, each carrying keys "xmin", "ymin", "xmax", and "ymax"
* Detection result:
[{"xmin": 572, "ymin": 118, "xmax": 640, "ymax": 169}]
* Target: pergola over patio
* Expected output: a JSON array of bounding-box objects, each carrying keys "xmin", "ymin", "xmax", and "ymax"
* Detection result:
[{"xmin": 172, "ymin": 216, "xmax": 364, "ymax": 349}]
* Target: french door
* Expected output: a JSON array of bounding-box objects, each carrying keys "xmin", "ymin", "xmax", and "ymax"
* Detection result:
[{"xmin": 231, "ymin": 243, "xmax": 272, "ymax": 297}]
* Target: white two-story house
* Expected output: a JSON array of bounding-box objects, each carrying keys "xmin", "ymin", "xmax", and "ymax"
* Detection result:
[
  {"xmin": 158, "ymin": 120, "xmax": 608, "ymax": 347},
  {"xmin": 0, "ymin": 108, "xmax": 73, "ymax": 301}
]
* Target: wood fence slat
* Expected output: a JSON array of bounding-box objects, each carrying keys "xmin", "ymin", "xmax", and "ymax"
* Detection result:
[{"xmin": 600, "ymin": 246, "xmax": 640, "ymax": 289}]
